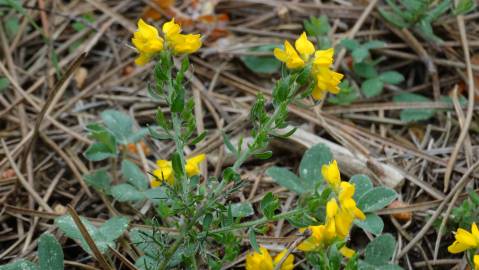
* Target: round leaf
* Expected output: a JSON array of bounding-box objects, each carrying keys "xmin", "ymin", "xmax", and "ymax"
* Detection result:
[{"xmin": 358, "ymin": 187, "xmax": 397, "ymax": 213}]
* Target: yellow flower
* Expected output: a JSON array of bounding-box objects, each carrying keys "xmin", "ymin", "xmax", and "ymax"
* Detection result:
[
  {"xmin": 274, "ymin": 41, "xmax": 305, "ymax": 69},
  {"xmin": 333, "ymin": 182, "xmax": 366, "ymax": 238},
  {"xmin": 185, "ymin": 153, "xmax": 206, "ymax": 177},
  {"xmin": 448, "ymin": 223, "xmax": 479, "ymax": 254},
  {"xmin": 151, "ymin": 154, "xmax": 206, "ymax": 187},
  {"xmin": 339, "ymin": 246, "xmax": 356, "ymax": 258},
  {"xmin": 245, "ymin": 246, "xmax": 294, "ymax": 270},
  {"xmin": 312, "ymin": 67, "xmax": 344, "ymax": 100},
  {"xmin": 322, "ymin": 160, "xmax": 341, "ymax": 190},
  {"xmin": 298, "ymin": 225, "xmax": 336, "ymax": 252},
  {"xmin": 273, "ymin": 249, "xmax": 295, "ymax": 270},
  {"xmin": 474, "ymin": 255, "xmax": 479, "ymax": 270},
  {"xmin": 152, "ymin": 159, "xmax": 174, "ymax": 186},
  {"xmin": 322, "ymin": 161, "xmax": 366, "ymax": 238},
  {"xmin": 295, "ymin": 32, "xmax": 315, "ymax": 61},
  {"xmin": 313, "ymin": 48, "xmax": 334, "ymax": 67},
  {"xmin": 162, "ymin": 19, "xmax": 202, "ymax": 54},
  {"xmin": 132, "ymin": 19, "xmax": 164, "ymax": 65}
]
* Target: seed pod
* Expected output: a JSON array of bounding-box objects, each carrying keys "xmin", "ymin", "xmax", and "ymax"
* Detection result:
[{"xmin": 388, "ymin": 200, "xmax": 412, "ymax": 222}]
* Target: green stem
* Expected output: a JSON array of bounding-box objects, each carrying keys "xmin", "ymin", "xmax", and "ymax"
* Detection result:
[{"xmin": 207, "ymin": 208, "xmax": 302, "ymax": 235}]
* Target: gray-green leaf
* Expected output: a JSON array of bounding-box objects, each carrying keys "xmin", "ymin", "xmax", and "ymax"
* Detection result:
[
  {"xmin": 354, "ymin": 213, "xmax": 384, "ymax": 235},
  {"xmin": 350, "ymin": 174, "xmax": 373, "ymax": 201},
  {"xmin": 101, "ymin": 110, "xmax": 133, "ymax": 144},
  {"xmin": 38, "ymin": 233, "xmax": 64, "ymax": 270},
  {"xmin": 121, "ymin": 160, "xmax": 148, "ymax": 191},
  {"xmin": 358, "ymin": 187, "xmax": 397, "ymax": 213},
  {"xmin": 362, "ymin": 78, "xmax": 384, "ymax": 98},
  {"xmin": 230, "ymin": 202, "xmax": 254, "ymax": 218},
  {"xmin": 379, "ymin": 71, "xmax": 404, "ymax": 84},
  {"xmin": 266, "ymin": 167, "xmax": 306, "ymax": 194},
  {"xmin": 84, "ymin": 169, "xmax": 111, "ymax": 193},
  {"xmin": 365, "ymin": 234, "xmax": 396, "ymax": 266},
  {"xmin": 111, "ymin": 184, "xmax": 145, "ymax": 202},
  {"xmin": 299, "ymin": 144, "xmax": 333, "ymax": 187},
  {"xmin": 393, "ymin": 93, "xmax": 435, "ymax": 122}
]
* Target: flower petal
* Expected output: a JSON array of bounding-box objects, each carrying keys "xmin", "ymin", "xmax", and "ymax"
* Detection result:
[
  {"xmin": 295, "ymin": 32, "xmax": 315, "ymax": 61},
  {"xmin": 456, "ymin": 228, "xmax": 478, "ymax": 247},
  {"xmin": 322, "ymin": 160, "xmax": 341, "ymax": 188},
  {"xmin": 339, "ymin": 246, "xmax": 356, "ymax": 258},
  {"xmin": 447, "ymin": 240, "xmax": 470, "ymax": 254},
  {"xmin": 313, "ymin": 48, "xmax": 334, "ymax": 67},
  {"xmin": 162, "ymin": 18, "xmax": 181, "ymax": 39},
  {"xmin": 273, "ymin": 249, "xmax": 294, "ymax": 270}
]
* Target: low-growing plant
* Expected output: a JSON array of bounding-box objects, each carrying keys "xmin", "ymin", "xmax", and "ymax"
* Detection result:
[
  {"xmin": 379, "ymin": 0, "xmax": 475, "ymax": 43},
  {"xmin": 341, "ymin": 38, "xmax": 404, "ymax": 98},
  {"xmin": 32, "ymin": 17, "xmax": 405, "ymax": 270}
]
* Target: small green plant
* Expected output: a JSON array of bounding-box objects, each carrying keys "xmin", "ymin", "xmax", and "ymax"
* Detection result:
[
  {"xmin": 304, "ymin": 15, "xmax": 331, "ymax": 49},
  {"xmin": 0, "ymin": 233, "xmax": 64, "ymax": 270},
  {"xmin": 38, "ymin": 17, "xmax": 405, "ymax": 270},
  {"xmin": 341, "ymin": 38, "xmax": 404, "ymax": 98},
  {"xmin": 379, "ymin": 0, "xmax": 475, "ymax": 43}
]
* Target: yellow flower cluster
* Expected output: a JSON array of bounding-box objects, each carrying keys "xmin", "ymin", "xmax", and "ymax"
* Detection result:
[
  {"xmin": 298, "ymin": 160, "xmax": 365, "ymax": 257},
  {"xmin": 245, "ymin": 246, "xmax": 294, "ymax": 270},
  {"xmin": 132, "ymin": 18, "xmax": 202, "ymax": 65},
  {"xmin": 448, "ymin": 223, "xmax": 479, "ymax": 270},
  {"xmin": 273, "ymin": 33, "xmax": 343, "ymax": 100},
  {"xmin": 151, "ymin": 154, "xmax": 205, "ymax": 186}
]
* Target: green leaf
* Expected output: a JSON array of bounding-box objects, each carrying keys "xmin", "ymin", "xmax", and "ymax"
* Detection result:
[
  {"xmin": 56, "ymin": 215, "xmax": 127, "ymax": 255},
  {"xmin": 248, "ymin": 228, "xmax": 260, "ymax": 253},
  {"xmin": 171, "ymin": 152, "xmax": 184, "ymax": 178},
  {"xmin": 416, "ymin": 19, "xmax": 442, "ymax": 43},
  {"xmin": 240, "ymin": 45, "xmax": 281, "ymax": 74},
  {"xmin": 230, "ymin": 202, "xmax": 254, "ymax": 218},
  {"xmin": 304, "ymin": 15, "xmax": 330, "ymax": 38},
  {"xmin": 363, "ymin": 40, "xmax": 385, "ymax": 50},
  {"xmin": 299, "ymin": 144, "xmax": 333, "ymax": 187},
  {"xmin": 358, "ymin": 187, "xmax": 397, "ymax": 212},
  {"xmin": 328, "ymin": 81, "xmax": 358, "ymax": 105},
  {"xmin": 353, "ymin": 62, "xmax": 378, "ymax": 79},
  {"xmin": 86, "ymin": 124, "xmax": 116, "ymax": 152},
  {"xmin": 0, "ymin": 77, "xmax": 9, "ymax": 93},
  {"xmin": 379, "ymin": 71, "xmax": 404, "ymax": 84},
  {"xmin": 255, "ymin": 151, "xmax": 273, "ymax": 160},
  {"xmin": 144, "ymin": 187, "xmax": 168, "ymax": 204},
  {"xmin": 378, "ymin": 8, "xmax": 409, "ymax": 28},
  {"xmin": 111, "ymin": 184, "xmax": 145, "ymax": 202},
  {"xmin": 121, "ymin": 160, "xmax": 147, "ymax": 191},
  {"xmin": 340, "ymin": 38, "xmax": 360, "ymax": 51},
  {"xmin": 362, "ymin": 78, "xmax": 384, "ymax": 98},
  {"xmin": 100, "ymin": 110, "xmax": 133, "ymax": 144},
  {"xmin": 350, "ymin": 174, "xmax": 373, "ymax": 201},
  {"xmin": 83, "ymin": 143, "xmax": 116, "ymax": 161},
  {"xmin": 393, "ymin": 93, "xmax": 435, "ymax": 122},
  {"xmin": 84, "ymin": 169, "xmax": 111, "ymax": 193},
  {"xmin": 364, "ymin": 234, "xmax": 396, "ymax": 266},
  {"xmin": 352, "ymin": 47, "xmax": 369, "ymax": 63},
  {"xmin": 260, "ymin": 192, "xmax": 280, "ymax": 220},
  {"xmin": 354, "ymin": 213, "xmax": 384, "ymax": 235},
  {"xmin": 266, "ymin": 167, "xmax": 306, "ymax": 194},
  {"xmin": 454, "ymin": 0, "xmax": 475, "ymax": 15},
  {"xmin": 38, "ymin": 233, "xmax": 64, "ymax": 270},
  {"xmin": 426, "ymin": 0, "xmax": 451, "ymax": 20},
  {"xmin": 98, "ymin": 216, "xmax": 129, "ymax": 242},
  {"xmin": 4, "ymin": 17, "xmax": 19, "ymax": 39},
  {"xmin": 55, "ymin": 215, "xmax": 101, "ymax": 254},
  {"xmin": 328, "ymin": 243, "xmax": 342, "ymax": 270},
  {"xmin": 0, "ymin": 260, "xmax": 39, "ymax": 270}
]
